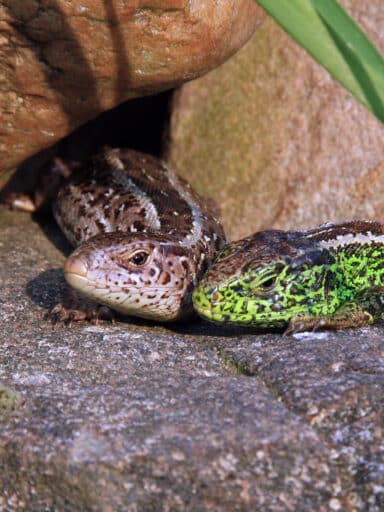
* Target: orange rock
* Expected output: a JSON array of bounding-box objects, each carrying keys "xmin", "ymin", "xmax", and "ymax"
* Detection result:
[
  {"xmin": 168, "ymin": 6, "xmax": 384, "ymax": 240},
  {"xmin": 0, "ymin": 0, "xmax": 264, "ymax": 181}
]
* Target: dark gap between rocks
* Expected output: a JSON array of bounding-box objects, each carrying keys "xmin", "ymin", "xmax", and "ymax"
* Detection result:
[{"xmin": 1, "ymin": 90, "xmax": 174, "ymax": 204}]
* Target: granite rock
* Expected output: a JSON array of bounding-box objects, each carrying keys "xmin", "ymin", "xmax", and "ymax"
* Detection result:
[
  {"xmin": 167, "ymin": 0, "xmax": 384, "ymax": 240},
  {"xmin": 0, "ymin": 0, "xmax": 264, "ymax": 182},
  {"xmin": 1, "ymin": 204, "xmax": 383, "ymax": 510},
  {"xmin": 221, "ymin": 331, "xmax": 384, "ymax": 511}
]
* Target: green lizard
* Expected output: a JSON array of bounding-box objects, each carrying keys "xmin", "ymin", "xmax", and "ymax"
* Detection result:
[{"xmin": 192, "ymin": 221, "xmax": 384, "ymax": 334}]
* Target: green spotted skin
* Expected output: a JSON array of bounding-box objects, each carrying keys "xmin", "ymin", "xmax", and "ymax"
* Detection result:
[{"xmin": 192, "ymin": 221, "xmax": 384, "ymax": 333}]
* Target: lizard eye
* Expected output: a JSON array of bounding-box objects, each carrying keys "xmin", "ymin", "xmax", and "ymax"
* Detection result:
[{"xmin": 129, "ymin": 251, "xmax": 149, "ymax": 266}]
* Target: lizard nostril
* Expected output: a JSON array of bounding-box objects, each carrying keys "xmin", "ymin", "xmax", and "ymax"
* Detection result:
[{"xmin": 64, "ymin": 253, "xmax": 88, "ymax": 277}]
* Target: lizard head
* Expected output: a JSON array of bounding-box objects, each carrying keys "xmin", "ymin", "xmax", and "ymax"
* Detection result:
[
  {"xmin": 193, "ymin": 230, "xmax": 336, "ymax": 329},
  {"xmin": 64, "ymin": 231, "xmax": 200, "ymax": 322}
]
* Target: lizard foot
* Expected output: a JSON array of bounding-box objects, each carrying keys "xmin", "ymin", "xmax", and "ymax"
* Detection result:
[
  {"xmin": 46, "ymin": 303, "xmax": 114, "ymax": 326},
  {"xmin": 285, "ymin": 308, "xmax": 373, "ymax": 335},
  {"xmin": 46, "ymin": 287, "xmax": 114, "ymax": 326}
]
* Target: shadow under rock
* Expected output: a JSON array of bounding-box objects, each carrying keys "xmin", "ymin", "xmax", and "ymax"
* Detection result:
[
  {"xmin": 1, "ymin": 89, "xmax": 173, "ymax": 207},
  {"xmin": 166, "ymin": 317, "xmax": 277, "ymax": 339},
  {"xmin": 32, "ymin": 211, "xmax": 73, "ymax": 257},
  {"xmin": 26, "ymin": 267, "xmax": 258, "ymax": 338},
  {"xmin": 26, "ymin": 268, "xmax": 68, "ymax": 312}
]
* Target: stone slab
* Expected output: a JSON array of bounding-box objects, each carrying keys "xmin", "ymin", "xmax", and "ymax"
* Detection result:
[{"xmin": 3, "ymin": 207, "xmax": 384, "ymax": 510}]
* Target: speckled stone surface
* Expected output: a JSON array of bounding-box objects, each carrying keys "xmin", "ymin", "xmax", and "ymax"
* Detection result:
[
  {"xmin": 168, "ymin": 1, "xmax": 384, "ymax": 241},
  {"xmin": 0, "ymin": 0, "xmax": 263, "ymax": 182},
  {"xmin": 1, "ymin": 206, "xmax": 383, "ymax": 511}
]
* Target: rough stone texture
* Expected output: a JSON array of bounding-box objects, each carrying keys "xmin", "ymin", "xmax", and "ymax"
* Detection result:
[
  {"xmin": 1, "ymin": 208, "xmax": 384, "ymax": 510},
  {"xmin": 0, "ymin": 0, "xmax": 264, "ymax": 183},
  {"xmin": 222, "ymin": 332, "xmax": 384, "ymax": 511},
  {"xmin": 167, "ymin": 1, "xmax": 384, "ymax": 241},
  {"xmin": 0, "ymin": 91, "xmax": 174, "ymax": 206}
]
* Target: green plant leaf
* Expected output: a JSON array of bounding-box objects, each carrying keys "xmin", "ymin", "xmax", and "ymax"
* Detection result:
[{"xmin": 255, "ymin": 0, "xmax": 384, "ymax": 122}]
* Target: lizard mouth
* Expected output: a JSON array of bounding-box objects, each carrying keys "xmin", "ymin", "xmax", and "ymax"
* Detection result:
[
  {"xmin": 194, "ymin": 306, "xmax": 229, "ymax": 324},
  {"xmin": 64, "ymin": 253, "xmax": 88, "ymax": 278},
  {"xmin": 193, "ymin": 287, "xmax": 261, "ymax": 326},
  {"xmin": 192, "ymin": 289, "xmax": 223, "ymax": 322},
  {"xmin": 64, "ymin": 254, "xmax": 90, "ymax": 291},
  {"xmin": 193, "ymin": 303, "xmax": 214, "ymax": 320}
]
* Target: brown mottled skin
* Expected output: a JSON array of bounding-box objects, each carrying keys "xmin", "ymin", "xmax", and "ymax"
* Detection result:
[{"xmin": 52, "ymin": 148, "xmax": 226, "ymax": 322}]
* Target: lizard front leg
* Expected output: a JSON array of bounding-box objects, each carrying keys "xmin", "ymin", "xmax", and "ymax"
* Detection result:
[
  {"xmin": 285, "ymin": 308, "xmax": 372, "ymax": 335},
  {"xmin": 285, "ymin": 287, "xmax": 384, "ymax": 335},
  {"xmin": 285, "ymin": 306, "xmax": 372, "ymax": 335},
  {"xmin": 47, "ymin": 286, "xmax": 115, "ymax": 326}
]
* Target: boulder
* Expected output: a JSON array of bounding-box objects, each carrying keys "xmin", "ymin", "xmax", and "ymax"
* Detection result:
[
  {"xmin": 0, "ymin": 0, "xmax": 264, "ymax": 182},
  {"xmin": 167, "ymin": 1, "xmax": 384, "ymax": 240},
  {"xmin": 3, "ymin": 204, "xmax": 384, "ymax": 509},
  {"xmin": 0, "ymin": 206, "xmax": 349, "ymax": 510}
]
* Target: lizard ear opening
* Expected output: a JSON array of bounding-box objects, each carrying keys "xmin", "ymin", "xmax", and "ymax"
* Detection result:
[{"xmin": 289, "ymin": 248, "xmax": 334, "ymax": 270}]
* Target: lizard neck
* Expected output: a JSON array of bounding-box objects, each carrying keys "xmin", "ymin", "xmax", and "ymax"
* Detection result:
[{"xmin": 309, "ymin": 221, "xmax": 384, "ymax": 291}]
